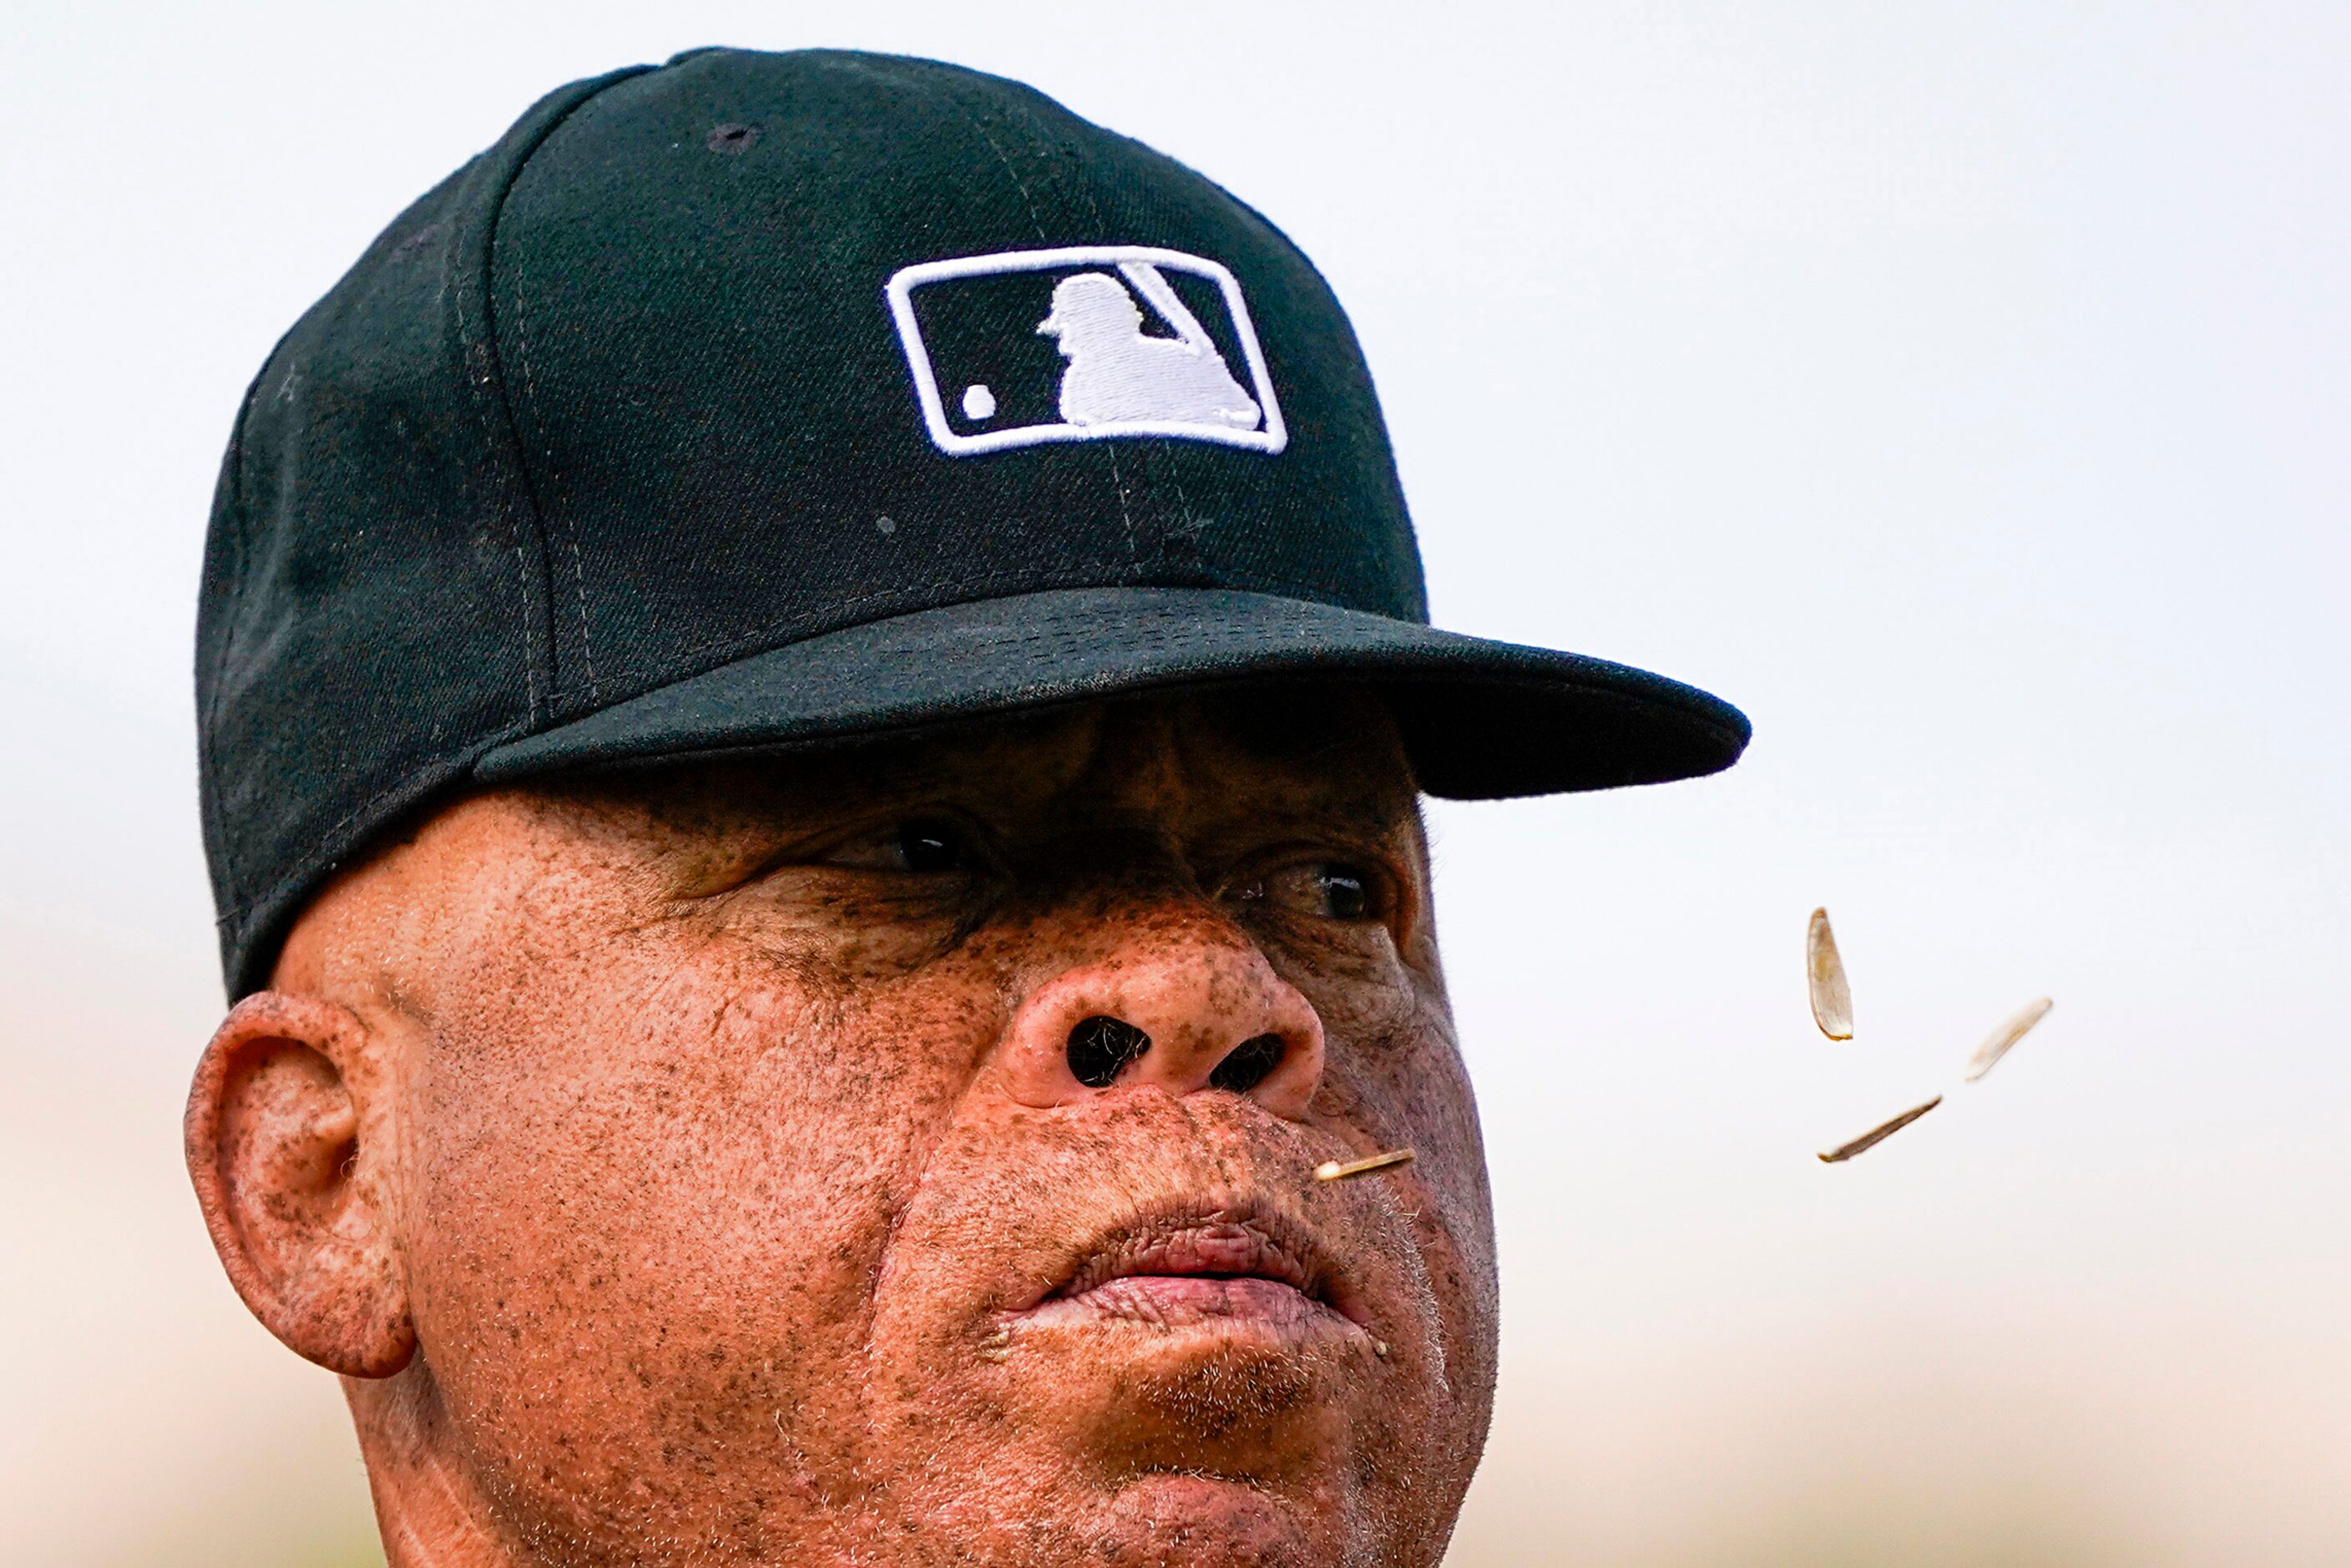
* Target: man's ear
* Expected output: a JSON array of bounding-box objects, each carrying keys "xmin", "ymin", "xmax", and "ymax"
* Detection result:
[{"xmin": 185, "ymin": 991, "xmax": 416, "ymax": 1377}]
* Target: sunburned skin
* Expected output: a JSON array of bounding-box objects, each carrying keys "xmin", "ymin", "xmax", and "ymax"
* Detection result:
[{"xmin": 185, "ymin": 685, "xmax": 1500, "ymax": 1567}]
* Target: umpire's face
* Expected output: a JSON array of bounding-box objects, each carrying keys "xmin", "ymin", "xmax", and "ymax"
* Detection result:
[{"xmin": 187, "ymin": 687, "xmax": 1498, "ymax": 1567}]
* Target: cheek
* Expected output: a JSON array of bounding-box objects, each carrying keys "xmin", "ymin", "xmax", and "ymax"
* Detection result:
[
  {"xmin": 1302, "ymin": 977, "xmax": 1501, "ymax": 1442},
  {"xmin": 1298, "ymin": 959, "xmax": 1486, "ymax": 1219},
  {"xmin": 397, "ymin": 929, "xmax": 1004, "ymax": 1542}
]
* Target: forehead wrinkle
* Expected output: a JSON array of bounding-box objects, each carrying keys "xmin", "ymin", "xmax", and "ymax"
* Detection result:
[
  {"xmin": 1010, "ymin": 693, "xmax": 1415, "ymax": 868},
  {"xmin": 1044, "ymin": 688, "xmax": 1374, "ymax": 803},
  {"xmin": 1048, "ymin": 697, "xmax": 1191, "ymax": 821}
]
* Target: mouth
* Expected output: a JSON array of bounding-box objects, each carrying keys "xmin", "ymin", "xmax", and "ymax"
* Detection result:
[{"xmin": 1008, "ymin": 1203, "xmax": 1369, "ymax": 1341}]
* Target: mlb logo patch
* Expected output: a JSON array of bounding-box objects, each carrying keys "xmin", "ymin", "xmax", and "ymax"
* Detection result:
[{"xmin": 885, "ymin": 246, "xmax": 1288, "ymax": 457}]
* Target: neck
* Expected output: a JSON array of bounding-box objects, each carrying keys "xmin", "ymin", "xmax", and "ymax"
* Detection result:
[{"xmin": 345, "ymin": 1364, "xmax": 513, "ymax": 1567}]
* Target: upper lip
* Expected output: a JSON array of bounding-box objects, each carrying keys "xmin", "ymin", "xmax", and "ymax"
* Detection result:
[{"xmin": 1015, "ymin": 1199, "xmax": 1363, "ymax": 1325}]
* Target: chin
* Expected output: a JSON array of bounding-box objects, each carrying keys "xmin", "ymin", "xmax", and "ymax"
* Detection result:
[
  {"xmin": 883, "ymin": 1469, "xmax": 1400, "ymax": 1568},
  {"xmin": 868, "ymin": 1338, "xmax": 1448, "ymax": 1568},
  {"xmin": 1090, "ymin": 1472, "xmax": 1345, "ymax": 1567}
]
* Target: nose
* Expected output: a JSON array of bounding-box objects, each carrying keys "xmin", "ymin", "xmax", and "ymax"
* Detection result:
[{"xmin": 988, "ymin": 913, "xmax": 1327, "ymax": 1119}]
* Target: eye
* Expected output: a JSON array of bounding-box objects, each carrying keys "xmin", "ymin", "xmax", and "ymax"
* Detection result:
[
  {"xmin": 817, "ymin": 815, "xmax": 983, "ymax": 874},
  {"xmin": 1315, "ymin": 866, "xmax": 1371, "ymax": 921},
  {"xmin": 1239, "ymin": 858, "xmax": 1388, "ymax": 924},
  {"xmin": 894, "ymin": 817, "xmax": 968, "ymax": 873}
]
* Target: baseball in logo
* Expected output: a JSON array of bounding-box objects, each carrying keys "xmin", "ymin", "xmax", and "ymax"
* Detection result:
[{"xmin": 885, "ymin": 246, "xmax": 1288, "ymax": 457}]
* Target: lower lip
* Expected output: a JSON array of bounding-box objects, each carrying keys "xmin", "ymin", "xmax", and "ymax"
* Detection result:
[{"xmin": 1019, "ymin": 1274, "xmax": 1355, "ymax": 1336}]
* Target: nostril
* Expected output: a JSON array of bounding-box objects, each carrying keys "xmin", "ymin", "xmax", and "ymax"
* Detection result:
[
  {"xmin": 1209, "ymin": 1033, "xmax": 1287, "ymax": 1095},
  {"xmin": 1066, "ymin": 1015, "xmax": 1151, "ymax": 1088}
]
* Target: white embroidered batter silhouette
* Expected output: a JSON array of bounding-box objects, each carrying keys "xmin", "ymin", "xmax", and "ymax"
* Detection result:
[{"xmin": 1036, "ymin": 266, "xmax": 1262, "ymax": 429}]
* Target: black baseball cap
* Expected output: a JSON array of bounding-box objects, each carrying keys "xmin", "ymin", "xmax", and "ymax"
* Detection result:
[{"xmin": 196, "ymin": 47, "xmax": 1748, "ymax": 998}]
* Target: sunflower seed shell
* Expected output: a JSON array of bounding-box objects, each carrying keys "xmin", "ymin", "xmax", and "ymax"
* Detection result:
[
  {"xmin": 1313, "ymin": 1147, "xmax": 1417, "ymax": 1182},
  {"xmin": 1807, "ymin": 907, "xmax": 1855, "ymax": 1040},
  {"xmin": 1818, "ymin": 1095, "xmax": 1943, "ymax": 1163},
  {"xmin": 1964, "ymin": 997, "xmax": 2053, "ymax": 1082}
]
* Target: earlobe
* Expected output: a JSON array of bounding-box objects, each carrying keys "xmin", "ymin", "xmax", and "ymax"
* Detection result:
[{"xmin": 185, "ymin": 992, "xmax": 416, "ymax": 1378}]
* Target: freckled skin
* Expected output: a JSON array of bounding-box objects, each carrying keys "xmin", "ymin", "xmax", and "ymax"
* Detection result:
[{"xmin": 186, "ymin": 688, "xmax": 1499, "ymax": 1566}]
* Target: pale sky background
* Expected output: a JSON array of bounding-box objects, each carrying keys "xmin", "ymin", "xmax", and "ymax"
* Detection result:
[{"xmin": 2, "ymin": 3, "xmax": 2344, "ymax": 1564}]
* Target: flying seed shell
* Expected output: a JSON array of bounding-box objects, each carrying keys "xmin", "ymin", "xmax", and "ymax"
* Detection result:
[
  {"xmin": 1807, "ymin": 907, "xmax": 1854, "ymax": 1040},
  {"xmin": 1964, "ymin": 997, "xmax": 2053, "ymax": 1082},
  {"xmin": 1313, "ymin": 1147, "xmax": 1416, "ymax": 1182},
  {"xmin": 1818, "ymin": 1095, "xmax": 1942, "ymax": 1163}
]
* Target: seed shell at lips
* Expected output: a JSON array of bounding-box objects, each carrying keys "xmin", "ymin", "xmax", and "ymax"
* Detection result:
[{"xmin": 1312, "ymin": 1148, "xmax": 1416, "ymax": 1182}]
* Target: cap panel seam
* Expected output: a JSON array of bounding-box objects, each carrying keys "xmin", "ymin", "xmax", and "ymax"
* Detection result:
[
  {"xmin": 495, "ymin": 73, "xmax": 651, "ymax": 709},
  {"xmin": 1002, "ymin": 89, "xmax": 1181, "ymax": 575},
  {"xmin": 443, "ymin": 205, "xmax": 543, "ymax": 726},
  {"xmin": 938, "ymin": 82, "xmax": 1140, "ymax": 569},
  {"xmin": 505, "ymin": 217, "xmax": 599, "ymax": 705},
  {"xmin": 463, "ymin": 65, "xmax": 657, "ymax": 723}
]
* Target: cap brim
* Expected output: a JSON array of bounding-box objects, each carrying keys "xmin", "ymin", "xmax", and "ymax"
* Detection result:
[{"xmin": 474, "ymin": 586, "xmax": 1748, "ymax": 797}]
